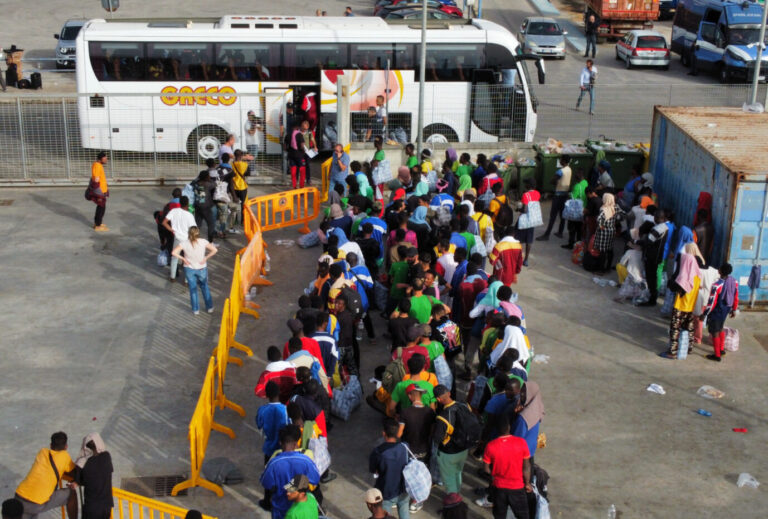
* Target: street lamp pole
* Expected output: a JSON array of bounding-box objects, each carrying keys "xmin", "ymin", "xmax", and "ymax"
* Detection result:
[
  {"xmin": 749, "ymin": 0, "xmax": 767, "ymax": 105},
  {"xmin": 416, "ymin": 0, "xmax": 427, "ymax": 154}
]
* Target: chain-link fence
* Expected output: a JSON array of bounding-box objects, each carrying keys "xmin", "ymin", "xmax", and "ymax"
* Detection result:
[{"xmin": 0, "ymin": 84, "xmax": 764, "ymax": 184}]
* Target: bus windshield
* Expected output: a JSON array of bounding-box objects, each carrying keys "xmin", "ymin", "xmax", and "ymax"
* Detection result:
[{"xmin": 728, "ymin": 28, "xmax": 768, "ymax": 46}]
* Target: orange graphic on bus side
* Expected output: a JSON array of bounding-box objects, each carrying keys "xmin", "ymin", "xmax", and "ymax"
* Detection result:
[{"xmin": 160, "ymin": 86, "xmax": 237, "ymax": 106}]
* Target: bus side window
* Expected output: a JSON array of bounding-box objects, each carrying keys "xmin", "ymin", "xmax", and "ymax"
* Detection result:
[{"xmin": 393, "ymin": 44, "xmax": 414, "ymax": 70}]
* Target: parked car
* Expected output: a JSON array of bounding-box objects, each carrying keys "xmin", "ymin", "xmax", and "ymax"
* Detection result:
[
  {"xmin": 375, "ymin": 0, "xmax": 460, "ymax": 16},
  {"xmin": 54, "ymin": 19, "xmax": 85, "ymax": 69},
  {"xmin": 518, "ymin": 17, "xmax": 567, "ymax": 59},
  {"xmin": 384, "ymin": 7, "xmax": 461, "ymax": 19},
  {"xmin": 615, "ymin": 30, "xmax": 670, "ymax": 70}
]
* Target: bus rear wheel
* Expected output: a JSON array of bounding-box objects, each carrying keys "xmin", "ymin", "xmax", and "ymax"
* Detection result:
[
  {"xmin": 187, "ymin": 125, "xmax": 227, "ymax": 160},
  {"xmin": 423, "ymin": 124, "xmax": 458, "ymax": 144}
]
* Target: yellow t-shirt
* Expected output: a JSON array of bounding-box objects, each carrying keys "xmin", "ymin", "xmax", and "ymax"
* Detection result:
[
  {"xmin": 421, "ymin": 161, "xmax": 434, "ymax": 175},
  {"xmin": 472, "ymin": 213, "xmax": 492, "ymax": 242},
  {"xmin": 91, "ymin": 161, "xmax": 108, "ymax": 193},
  {"xmin": 16, "ymin": 449, "xmax": 75, "ymax": 504},
  {"xmin": 674, "ymin": 276, "xmax": 700, "ymax": 313},
  {"xmin": 232, "ymin": 160, "xmax": 249, "ymax": 191}
]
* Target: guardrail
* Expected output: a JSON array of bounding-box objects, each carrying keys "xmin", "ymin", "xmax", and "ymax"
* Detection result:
[
  {"xmin": 113, "ymin": 487, "xmax": 217, "ymax": 519},
  {"xmin": 246, "ymin": 187, "xmax": 320, "ymax": 235}
]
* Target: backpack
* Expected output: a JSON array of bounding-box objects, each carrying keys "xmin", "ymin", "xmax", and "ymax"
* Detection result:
[
  {"xmin": 494, "ymin": 199, "xmax": 515, "ymax": 229},
  {"xmin": 194, "ymin": 181, "xmax": 207, "ymax": 206},
  {"xmin": 381, "ymin": 359, "xmax": 405, "ymax": 395},
  {"xmin": 182, "ymin": 182, "xmax": 197, "ymax": 206},
  {"xmin": 340, "ymin": 287, "xmax": 364, "ymax": 319},
  {"xmin": 443, "ymin": 403, "xmax": 481, "ymax": 450}
]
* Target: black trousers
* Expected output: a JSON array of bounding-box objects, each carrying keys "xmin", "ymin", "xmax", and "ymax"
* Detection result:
[
  {"xmin": 645, "ymin": 259, "xmax": 659, "ymax": 301},
  {"xmin": 543, "ymin": 193, "xmax": 568, "ymax": 236},
  {"xmin": 567, "ymin": 220, "xmax": 583, "ymax": 246},
  {"xmin": 363, "ymin": 311, "xmax": 375, "ymax": 338},
  {"xmin": 94, "ymin": 203, "xmax": 106, "ymax": 226},
  {"xmin": 235, "ymin": 188, "xmax": 247, "ymax": 224},
  {"xmin": 599, "ymin": 250, "xmax": 614, "ymax": 272},
  {"xmin": 491, "ymin": 487, "xmax": 529, "ymax": 519},
  {"xmin": 195, "ymin": 206, "xmax": 216, "ymax": 241}
]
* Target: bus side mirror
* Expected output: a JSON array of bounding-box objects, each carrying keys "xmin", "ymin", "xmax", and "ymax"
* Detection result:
[{"xmin": 536, "ymin": 58, "xmax": 546, "ymax": 84}]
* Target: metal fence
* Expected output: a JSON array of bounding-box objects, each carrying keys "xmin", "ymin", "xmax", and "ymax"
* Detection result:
[{"xmin": 0, "ymin": 84, "xmax": 764, "ymax": 184}]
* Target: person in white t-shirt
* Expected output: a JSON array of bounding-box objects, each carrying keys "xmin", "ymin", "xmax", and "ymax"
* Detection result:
[
  {"xmin": 172, "ymin": 226, "xmax": 218, "ymax": 314},
  {"xmin": 162, "ymin": 196, "xmax": 196, "ymax": 281},
  {"xmin": 219, "ymin": 134, "xmax": 236, "ymax": 164}
]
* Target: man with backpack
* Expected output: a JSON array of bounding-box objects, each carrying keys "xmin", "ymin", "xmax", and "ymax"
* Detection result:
[
  {"xmin": 489, "ymin": 183, "xmax": 514, "ymax": 238},
  {"xmin": 368, "ymin": 418, "xmax": 411, "ymax": 519},
  {"xmin": 432, "ymin": 385, "xmax": 481, "ymax": 495}
]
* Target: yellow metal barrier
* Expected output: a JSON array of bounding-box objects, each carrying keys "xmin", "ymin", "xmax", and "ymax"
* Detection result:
[
  {"xmin": 228, "ymin": 255, "xmax": 256, "ymax": 358},
  {"xmin": 246, "ymin": 187, "xmax": 320, "ymax": 235},
  {"xmin": 171, "ymin": 357, "xmax": 233, "ymax": 498},
  {"xmin": 320, "ymin": 143, "xmax": 350, "ymax": 203},
  {"xmin": 240, "ymin": 223, "xmax": 273, "ymax": 289},
  {"xmin": 112, "ymin": 488, "xmax": 217, "ymax": 519},
  {"xmin": 214, "ymin": 299, "xmax": 246, "ymax": 420}
]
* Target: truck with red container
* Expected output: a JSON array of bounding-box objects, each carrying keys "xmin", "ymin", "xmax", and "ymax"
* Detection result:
[{"xmin": 585, "ymin": 0, "xmax": 660, "ymax": 40}]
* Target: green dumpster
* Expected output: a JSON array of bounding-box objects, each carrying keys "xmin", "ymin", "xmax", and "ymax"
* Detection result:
[
  {"xmin": 515, "ymin": 160, "xmax": 537, "ymax": 199},
  {"xmin": 587, "ymin": 142, "xmax": 645, "ymax": 190},
  {"xmin": 499, "ymin": 165, "xmax": 516, "ymax": 194},
  {"xmin": 534, "ymin": 144, "xmax": 593, "ymax": 194}
]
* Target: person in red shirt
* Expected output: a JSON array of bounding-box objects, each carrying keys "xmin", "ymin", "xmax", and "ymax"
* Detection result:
[
  {"xmin": 482, "ymin": 415, "xmax": 532, "ymax": 519},
  {"xmin": 255, "ymin": 346, "xmax": 298, "ymax": 403},
  {"xmin": 282, "ymin": 319, "xmax": 326, "ymax": 372},
  {"xmin": 515, "ymin": 178, "xmax": 541, "ymax": 267}
]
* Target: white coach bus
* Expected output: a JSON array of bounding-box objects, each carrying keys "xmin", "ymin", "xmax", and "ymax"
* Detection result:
[{"xmin": 75, "ymin": 15, "xmax": 544, "ymax": 159}]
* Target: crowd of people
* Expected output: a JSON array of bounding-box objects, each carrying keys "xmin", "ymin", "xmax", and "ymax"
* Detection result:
[{"xmin": 253, "ymin": 145, "xmax": 555, "ymax": 519}]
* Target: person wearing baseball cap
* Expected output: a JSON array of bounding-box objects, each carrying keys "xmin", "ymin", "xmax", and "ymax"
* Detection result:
[
  {"xmin": 363, "ymin": 488, "xmax": 395, "ymax": 519},
  {"xmin": 284, "ymin": 474, "xmax": 318, "ymax": 519}
]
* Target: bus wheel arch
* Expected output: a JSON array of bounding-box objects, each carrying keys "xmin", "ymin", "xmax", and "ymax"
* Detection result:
[
  {"xmin": 187, "ymin": 125, "xmax": 228, "ymax": 160},
  {"xmin": 423, "ymin": 124, "xmax": 459, "ymax": 144}
]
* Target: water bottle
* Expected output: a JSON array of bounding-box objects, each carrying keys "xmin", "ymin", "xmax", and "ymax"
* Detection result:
[
  {"xmin": 697, "ymin": 409, "xmax": 712, "ymax": 417},
  {"xmin": 356, "ymin": 318, "xmax": 364, "ymax": 341},
  {"xmin": 677, "ymin": 331, "xmax": 689, "ymax": 360},
  {"xmin": 607, "ymin": 504, "xmax": 616, "ymax": 519}
]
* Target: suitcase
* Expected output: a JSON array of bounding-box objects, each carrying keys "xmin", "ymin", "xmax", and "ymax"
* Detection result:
[
  {"xmin": 30, "ymin": 72, "xmax": 42, "ymax": 89},
  {"xmin": 5, "ymin": 65, "xmax": 17, "ymax": 88}
]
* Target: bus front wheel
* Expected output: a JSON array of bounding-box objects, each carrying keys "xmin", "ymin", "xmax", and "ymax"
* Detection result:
[
  {"xmin": 423, "ymin": 124, "xmax": 458, "ymax": 144},
  {"xmin": 187, "ymin": 125, "xmax": 227, "ymax": 160}
]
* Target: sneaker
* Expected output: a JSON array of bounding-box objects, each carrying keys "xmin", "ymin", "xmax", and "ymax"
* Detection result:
[
  {"xmin": 706, "ymin": 354, "xmax": 721, "ymax": 362},
  {"xmin": 169, "ymin": 277, "xmax": 176, "ymax": 283},
  {"xmin": 193, "ymin": 310, "xmax": 200, "ymax": 315},
  {"xmin": 207, "ymin": 308, "xmax": 214, "ymax": 313},
  {"xmin": 523, "ymin": 259, "xmax": 529, "ymax": 267},
  {"xmin": 257, "ymin": 499, "xmax": 272, "ymax": 512},
  {"xmin": 409, "ymin": 503, "xmax": 423, "ymax": 513},
  {"xmin": 475, "ymin": 496, "xmax": 493, "ymax": 508},
  {"xmin": 228, "ymin": 228, "xmax": 240, "ymax": 234},
  {"xmin": 93, "ymin": 224, "xmax": 110, "ymax": 232},
  {"xmin": 320, "ymin": 472, "xmax": 337, "ymax": 483}
]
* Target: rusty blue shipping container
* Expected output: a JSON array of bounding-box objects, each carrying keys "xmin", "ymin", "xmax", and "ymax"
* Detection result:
[{"xmin": 649, "ymin": 106, "xmax": 768, "ymax": 307}]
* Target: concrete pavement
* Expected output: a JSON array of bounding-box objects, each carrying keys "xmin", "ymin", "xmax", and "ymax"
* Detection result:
[{"xmin": 1, "ymin": 186, "xmax": 767, "ymax": 517}]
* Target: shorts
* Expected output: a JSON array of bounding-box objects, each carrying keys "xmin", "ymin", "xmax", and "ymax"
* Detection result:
[
  {"xmin": 707, "ymin": 319, "xmax": 725, "ymax": 335},
  {"xmin": 16, "ymin": 488, "xmax": 71, "ymax": 518},
  {"xmin": 515, "ymin": 227, "xmax": 534, "ymax": 244}
]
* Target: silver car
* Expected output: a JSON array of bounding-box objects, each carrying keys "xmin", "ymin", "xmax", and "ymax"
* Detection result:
[
  {"xmin": 518, "ymin": 17, "xmax": 567, "ymax": 59},
  {"xmin": 54, "ymin": 19, "xmax": 85, "ymax": 69},
  {"xmin": 615, "ymin": 30, "xmax": 670, "ymax": 70}
]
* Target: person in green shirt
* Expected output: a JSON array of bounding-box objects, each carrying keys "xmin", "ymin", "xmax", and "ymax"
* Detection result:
[
  {"xmin": 388, "ymin": 246, "xmax": 417, "ymax": 313},
  {"xmin": 405, "ymin": 143, "xmax": 419, "ymax": 169},
  {"xmin": 389, "ymin": 354, "xmax": 436, "ymax": 415},
  {"xmin": 284, "ymin": 475, "xmax": 318, "ymax": 519},
  {"xmin": 564, "ymin": 168, "xmax": 588, "ymax": 250},
  {"xmin": 457, "ymin": 218, "xmax": 476, "ymax": 255},
  {"xmin": 455, "ymin": 152, "xmax": 474, "ymax": 178},
  {"xmin": 408, "ymin": 278, "xmax": 450, "ymax": 324},
  {"xmin": 373, "ymin": 135, "xmax": 386, "ymax": 162}
]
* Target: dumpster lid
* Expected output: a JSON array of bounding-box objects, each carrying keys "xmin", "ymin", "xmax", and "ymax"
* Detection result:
[{"xmin": 655, "ymin": 106, "xmax": 768, "ymax": 177}]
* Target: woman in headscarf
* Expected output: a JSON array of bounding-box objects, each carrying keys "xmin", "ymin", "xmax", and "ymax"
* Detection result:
[
  {"xmin": 690, "ymin": 242, "xmax": 719, "ymax": 345},
  {"xmin": 445, "ymin": 148, "xmax": 458, "ymax": 171},
  {"xmin": 512, "ymin": 381, "xmax": 544, "ymax": 458},
  {"xmin": 327, "ymin": 203, "xmax": 352, "ymax": 238},
  {"xmin": 73, "ymin": 433, "xmax": 113, "ymax": 519},
  {"xmin": 407, "ymin": 205, "xmax": 432, "ymax": 255},
  {"xmin": 660, "ymin": 250, "xmax": 701, "ymax": 359},
  {"xmin": 489, "ymin": 324, "xmax": 529, "ymax": 371},
  {"xmin": 456, "ymin": 173, "xmax": 472, "ymax": 199},
  {"xmin": 594, "ymin": 193, "xmax": 624, "ymax": 273},
  {"xmin": 701, "ymin": 262, "xmax": 738, "ymax": 362},
  {"xmin": 410, "ymin": 170, "xmax": 430, "ymax": 197}
]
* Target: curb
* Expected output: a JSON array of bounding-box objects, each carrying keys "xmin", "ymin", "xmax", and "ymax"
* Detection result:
[{"xmin": 526, "ymin": 0, "xmax": 588, "ymax": 54}]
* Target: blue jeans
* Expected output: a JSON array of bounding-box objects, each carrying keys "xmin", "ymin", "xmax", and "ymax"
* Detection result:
[
  {"xmin": 577, "ymin": 86, "xmax": 595, "ymax": 113},
  {"xmin": 382, "ymin": 492, "xmax": 410, "ymax": 519},
  {"xmin": 585, "ymin": 33, "xmax": 597, "ymax": 57},
  {"xmin": 184, "ymin": 266, "xmax": 213, "ymax": 312}
]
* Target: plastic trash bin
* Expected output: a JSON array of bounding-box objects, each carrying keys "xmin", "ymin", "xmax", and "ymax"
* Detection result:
[
  {"xmin": 588, "ymin": 142, "xmax": 645, "ymax": 190},
  {"xmin": 535, "ymin": 145, "xmax": 593, "ymax": 194},
  {"xmin": 515, "ymin": 160, "xmax": 537, "ymax": 199},
  {"xmin": 499, "ymin": 165, "xmax": 515, "ymax": 194}
]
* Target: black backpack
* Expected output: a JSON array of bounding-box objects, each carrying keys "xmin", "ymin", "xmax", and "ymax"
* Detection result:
[
  {"xmin": 494, "ymin": 198, "xmax": 515, "ymax": 229},
  {"xmin": 340, "ymin": 287, "xmax": 364, "ymax": 319},
  {"xmin": 193, "ymin": 180, "xmax": 207, "ymax": 206},
  {"xmin": 446, "ymin": 403, "xmax": 481, "ymax": 450}
]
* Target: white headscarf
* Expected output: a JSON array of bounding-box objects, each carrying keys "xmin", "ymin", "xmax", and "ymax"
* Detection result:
[
  {"xmin": 460, "ymin": 199, "xmax": 475, "ymax": 216},
  {"xmin": 490, "ymin": 325, "xmax": 529, "ymax": 369},
  {"xmin": 75, "ymin": 432, "xmax": 107, "ymax": 468}
]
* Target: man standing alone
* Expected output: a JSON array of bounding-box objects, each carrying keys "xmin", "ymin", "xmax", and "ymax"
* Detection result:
[
  {"xmin": 576, "ymin": 60, "xmax": 597, "ymax": 115},
  {"xmin": 584, "ymin": 14, "xmax": 599, "ymax": 58},
  {"xmin": 88, "ymin": 152, "xmax": 109, "ymax": 231},
  {"xmin": 537, "ymin": 154, "xmax": 572, "ymax": 241}
]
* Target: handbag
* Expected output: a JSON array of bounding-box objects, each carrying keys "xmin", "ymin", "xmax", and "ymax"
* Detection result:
[
  {"xmin": 517, "ymin": 200, "xmax": 543, "ymax": 229},
  {"xmin": 401, "ymin": 444, "xmax": 432, "ymax": 504},
  {"xmin": 562, "ymin": 198, "xmax": 583, "ymax": 221}
]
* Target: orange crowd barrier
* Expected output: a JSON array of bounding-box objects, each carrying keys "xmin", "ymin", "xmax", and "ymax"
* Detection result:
[
  {"xmin": 246, "ymin": 187, "xmax": 320, "ymax": 235},
  {"xmin": 171, "ymin": 357, "xmax": 234, "ymax": 498},
  {"xmin": 320, "ymin": 143, "xmax": 350, "ymax": 203},
  {"xmin": 214, "ymin": 299, "xmax": 246, "ymax": 419}
]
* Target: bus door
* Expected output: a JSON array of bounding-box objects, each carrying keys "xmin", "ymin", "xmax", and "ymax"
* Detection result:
[
  {"xmin": 263, "ymin": 88, "xmax": 293, "ymax": 155},
  {"xmin": 694, "ymin": 22, "xmax": 726, "ymax": 72},
  {"xmin": 469, "ymin": 68, "xmax": 500, "ymax": 141}
]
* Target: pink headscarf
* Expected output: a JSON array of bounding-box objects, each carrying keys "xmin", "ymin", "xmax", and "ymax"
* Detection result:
[{"xmin": 675, "ymin": 252, "xmax": 701, "ymax": 294}]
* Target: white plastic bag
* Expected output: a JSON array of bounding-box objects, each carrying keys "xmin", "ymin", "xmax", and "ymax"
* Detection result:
[
  {"xmin": 156, "ymin": 250, "xmax": 169, "ymax": 267},
  {"xmin": 737, "ymin": 473, "xmax": 760, "ymax": 488},
  {"xmin": 697, "ymin": 385, "xmax": 725, "ymax": 399}
]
